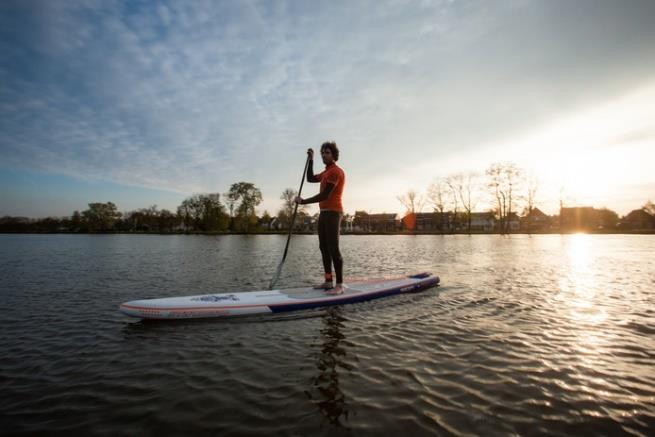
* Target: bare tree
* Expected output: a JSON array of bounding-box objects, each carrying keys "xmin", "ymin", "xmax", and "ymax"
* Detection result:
[
  {"xmin": 448, "ymin": 172, "xmax": 478, "ymax": 232},
  {"xmin": 397, "ymin": 190, "xmax": 425, "ymax": 214},
  {"xmin": 278, "ymin": 188, "xmax": 306, "ymax": 229},
  {"xmin": 487, "ymin": 164, "xmax": 503, "ymax": 231},
  {"xmin": 426, "ymin": 179, "xmax": 447, "ymax": 231},
  {"xmin": 504, "ymin": 163, "xmax": 521, "ymax": 232},
  {"xmin": 445, "ymin": 175, "xmax": 460, "ymax": 230},
  {"xmin": 524, "ymin": 173, "xmax": 539, "ymax": 214},
  {"xmin": 486, "ymin": 162, "xmax": 522, "ymax": 233}
]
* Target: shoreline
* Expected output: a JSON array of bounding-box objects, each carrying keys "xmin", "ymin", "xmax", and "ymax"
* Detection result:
[{"xmin": 1, "ymin": 230, "xmax": 654, "ymax": 236}]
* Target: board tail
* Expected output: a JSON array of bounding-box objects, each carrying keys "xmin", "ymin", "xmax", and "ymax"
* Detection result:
[{"xmin": 408, "ymin": 272, "xmax": 431, "ymax": 279}]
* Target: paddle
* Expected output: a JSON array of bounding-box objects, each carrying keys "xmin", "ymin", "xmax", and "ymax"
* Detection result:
[{"xmin": 269, "ymin": 152, "xmax": 311, "ymax": 290}]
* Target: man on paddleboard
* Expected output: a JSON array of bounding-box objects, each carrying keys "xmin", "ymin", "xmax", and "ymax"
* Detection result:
[{"xmin": 295, "ymin": 142, "xmax": 346, "ymax": 295}]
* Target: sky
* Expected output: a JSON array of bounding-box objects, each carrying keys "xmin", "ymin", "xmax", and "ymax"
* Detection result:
[{"xmin": 1, "ymin": 0, "xmax": 654, "ymax": 218}]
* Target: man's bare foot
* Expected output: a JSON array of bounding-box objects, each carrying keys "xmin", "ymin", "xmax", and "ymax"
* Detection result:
[
  {"xmin": 313, "ymin": 281, "xmax": 334, "ymax": 290},
  {"xmin": 325, "ymin": 284, "xmax": 344, "ymax": 295}
]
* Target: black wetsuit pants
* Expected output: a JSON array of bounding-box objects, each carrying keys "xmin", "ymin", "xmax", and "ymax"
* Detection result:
[{"xmin": 318, "ymin": 210, "xmax": 343, "ymax": 284}]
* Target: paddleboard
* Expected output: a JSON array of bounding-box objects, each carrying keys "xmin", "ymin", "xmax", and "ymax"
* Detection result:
[{"xmin": 119, "ymin": 272, "xmax": 440, "ymax": 319}]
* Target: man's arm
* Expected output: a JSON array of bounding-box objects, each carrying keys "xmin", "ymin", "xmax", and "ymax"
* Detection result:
[
  {"xmin": 306, "ymin": 158, "xmax": 320, "ymax": 183},
  {"xmin": 306, "ymin": 148, "xmax": 320, "ymax": 183},
  {"xmin": 298, "ymin": 183, "xmax": 335, "ymax": 204}
]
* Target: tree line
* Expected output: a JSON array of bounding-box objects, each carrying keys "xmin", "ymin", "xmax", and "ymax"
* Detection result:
[
  {"xmin": 1, "ymin": 182, "xmax": 266, "ymax": 233},
  {"xmin": 0, "ymin": 181, "xmax": 323, "ymax": 234},
  {"xmin": 2, "ymin": 167, "xmax": 652, "ymax": 233},
  {"xmin": 397, "ymin": 161, "xmax": 654, "ymax": 233},
  {"xmin": 398, "ymin": 162, "xmax": 552, "ymax": 233}
]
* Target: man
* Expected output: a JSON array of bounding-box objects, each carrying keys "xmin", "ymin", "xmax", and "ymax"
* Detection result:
[{"xmin": 295, "ymin": 141, "xmax": 346, "ymax": 295}]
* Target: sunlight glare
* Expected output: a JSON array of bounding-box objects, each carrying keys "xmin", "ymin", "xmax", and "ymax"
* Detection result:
[{"xmin": 558, "ymin": 235, "xmax": 607, "ymax": 323}]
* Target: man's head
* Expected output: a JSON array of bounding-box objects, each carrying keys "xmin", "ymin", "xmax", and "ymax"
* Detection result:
[{"xmin": 320, "ymin": 141, "xmax": 339, "ymax": 164}]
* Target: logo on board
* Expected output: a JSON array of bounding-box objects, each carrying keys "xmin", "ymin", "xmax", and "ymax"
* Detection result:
[{"xmin": 191, "ymin": 294, "xmax": 240, "ymax": 302}]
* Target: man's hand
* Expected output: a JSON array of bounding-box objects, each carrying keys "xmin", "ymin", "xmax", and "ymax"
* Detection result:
[
  {"xmin": 307, "ymin": 148, "xmax": 314, "ymax": 160},
  {"xmin": 294, "ymin": 196, "xmax": 303, "ymax": 205}
]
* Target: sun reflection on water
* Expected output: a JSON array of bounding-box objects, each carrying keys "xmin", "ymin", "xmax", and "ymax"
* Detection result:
[
  {"xmin": 557, "ymin": 235, "xmax": 612, "ymax": 373},
  {"xmin": 559, "ymin": 234, "xmax": 606, "ymax": 325}
]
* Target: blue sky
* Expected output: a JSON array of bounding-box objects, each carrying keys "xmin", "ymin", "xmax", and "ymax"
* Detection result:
[{"xmin": 1, "ymin": 0, "xmax": 654, "ymax": 217}]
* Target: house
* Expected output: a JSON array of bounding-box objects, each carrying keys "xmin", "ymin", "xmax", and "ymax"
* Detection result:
[
  {"xmin": 559, "ymin": 207, "xmax": 599, "ymax": 231},
  {"xmin": 353, "ymin": 211, "xmax": 399, "ymax": 232},
  {"xmin": 559, "ymin": 206, "xmax": 620, "ymax": 231},
  {"xmin": 522, "ymin": 207, "xmax": 550, "ymax": 232},
  {"xmin": 407, "ymin": 212, "xmax": 435, "ymax": 231},
  {"xmin": 619, "ymin": 209, "xmax": 655, "ymax": 230},
  {"xmin": 296, "ymin": 214, "xmax": 314, "ymax": 232},
  {"xmin": 506, "ymin": 212, "xmax": 520, "ymax": 231},
  {"xmin": 469, "ymin": 212, "xmax": 495, "ymax": 232},
  {"xmin": 401, "ymin": 212, "xmax": 456, "ymax": 231}
]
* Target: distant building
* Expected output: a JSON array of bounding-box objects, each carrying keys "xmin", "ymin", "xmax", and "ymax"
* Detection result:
[
  {"xmin": 506, "ymin": 212, "xmax": 520, "ymax": 232},
  {"xmin": 559, "ymin": 206, "xmax": 619, "ymax": 232},
  {"xmin": 470, "ymin": 212, "xmax": 495, "ymax": 232},
  {"xmin": 353, "ymin": 211, "xmax": 399, "ymax": 232},
  {"xmin": 559, "ymin": 206, "xmax": 619, "ymax": 231},
  {"xmin": 521, "ymin": 207, "xmax": 550, "ymax": 232},
  {"xmin": 559, "ymin": 207, "xmax": 598, "ymax": 231},
  {"xmin": 297, "ymin": 214, "xmax": 314, "ymax": 232},
  {"xmin": 413, "ymin": 212, "xmax": 440, "ymax": 231},
  {"xmin": 619, "ymin": 209, "xmax": 655, "ymax": 230},
  {"xmin": 401, "ymin": 212, "xmax": 457, "ymax": 231}
]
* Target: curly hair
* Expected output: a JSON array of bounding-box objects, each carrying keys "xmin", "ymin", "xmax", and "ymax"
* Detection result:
[{"xmin": 320, "ymin": 141, "xmax": 339, "ymax": 161}]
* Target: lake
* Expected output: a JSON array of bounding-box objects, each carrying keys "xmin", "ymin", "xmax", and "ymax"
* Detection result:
[{"xmin": 1, "ymin": 234, "xmax": 654, "ymax": 436}]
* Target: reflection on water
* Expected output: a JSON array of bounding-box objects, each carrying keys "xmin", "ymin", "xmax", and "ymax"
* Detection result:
[
  {"xmin": 560, "ymin": 235, "xmax": 611, "ymax": 365},
  {"xmin": 307, "ymin": 306, "xmax": 352, "ymax": 427},
  {"xmin": 562, "ymin": 234, "xmax": 606, "ymax": 323}
]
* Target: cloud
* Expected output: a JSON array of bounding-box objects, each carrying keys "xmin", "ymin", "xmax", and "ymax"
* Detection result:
[{"xmin": 1, "ymin": 0, "xmax": 655, "ymax": 216}]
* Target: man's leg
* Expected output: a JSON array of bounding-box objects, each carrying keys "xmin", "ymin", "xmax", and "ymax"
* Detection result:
[
  {"xmin": 325, "ymin": 211, "xmax": 343, "ymax": 294},
  {"xmin": 316, "ymin": 211, "xmax": 333, "ymax": 288}
]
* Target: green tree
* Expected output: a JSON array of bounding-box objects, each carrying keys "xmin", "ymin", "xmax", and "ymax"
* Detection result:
[
  {"xmin": 227, "ymin": 182, "xmax": 263, "ymax": 232},
  {"xmin": 200, "ymin": 194, "xmax": 230, "ymax": 231},
  {"xmin": 71, "ymin": 210, "xmax": 84, "ymax": 232},
  {"xmin": 124, "ymin": 205, "xmax": 160, "ymax": 231},
  {"xmin": 177, "ymin": 196, "xmax": 200, "ymax": 230},
  {"xmin": 177, "ymin": 194, "xmax": 228, "ymax": 231},
  {"xmin": 82, "ymin": 202, "xmax": 122, "ymax": 232},
  {"xmin": 158, "ymin": 209, "xmax": 179, "ymax": 232},
  {"xmin": 597, "ymin": 208, "xmax": 619, "ymax": 230},
  {"xmin": 260, "ymin": 210, "xmax": 272, "ymax": 230}
]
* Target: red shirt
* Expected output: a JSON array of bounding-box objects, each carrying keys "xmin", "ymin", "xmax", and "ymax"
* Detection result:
[{"xmin": 316, "ymin": 163, "xmax": 345, "ymax": 212}]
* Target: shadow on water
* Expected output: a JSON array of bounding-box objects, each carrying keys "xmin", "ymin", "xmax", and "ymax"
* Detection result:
[{"xmin": 305, "ymin": 306, "xmax": 354, "ymax": 428}]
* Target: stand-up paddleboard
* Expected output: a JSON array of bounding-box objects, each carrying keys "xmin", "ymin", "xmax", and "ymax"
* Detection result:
[{"xmin": 119, "ymin": 272, "xmax": 440, "ymax": 320}]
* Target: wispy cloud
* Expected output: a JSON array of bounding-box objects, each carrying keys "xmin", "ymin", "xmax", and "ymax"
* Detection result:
[{"xmin": 1, "ymin": 0, "xmax": 655, "ymax": 215}]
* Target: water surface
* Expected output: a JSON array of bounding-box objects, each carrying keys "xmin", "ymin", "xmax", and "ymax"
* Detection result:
[{"xmin": 1, "ymin": 234, "xmax": 654, "ymax": 435}]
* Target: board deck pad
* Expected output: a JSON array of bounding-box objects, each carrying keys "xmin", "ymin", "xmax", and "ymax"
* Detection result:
[{"xmin": 119, "ymin": 272, "xmax": 440, "ymax": 319}]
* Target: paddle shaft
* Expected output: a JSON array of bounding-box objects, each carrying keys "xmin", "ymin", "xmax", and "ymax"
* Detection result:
[{"xmin": 269, "ymin": 154, "xmax": 311, "ymax": 289}]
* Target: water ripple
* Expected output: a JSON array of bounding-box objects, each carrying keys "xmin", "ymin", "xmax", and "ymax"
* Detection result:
[{"xmin": 1, "ymin": 234, "xmax": 654, "ymax": 435}]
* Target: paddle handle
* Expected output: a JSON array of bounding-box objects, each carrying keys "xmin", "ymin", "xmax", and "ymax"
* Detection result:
[{"xmin": 269, "ymin": 153, "xmax": 311, "ymax": 289}]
